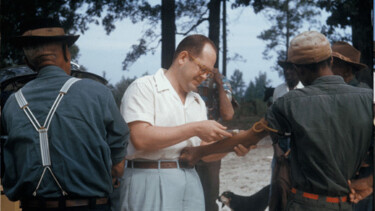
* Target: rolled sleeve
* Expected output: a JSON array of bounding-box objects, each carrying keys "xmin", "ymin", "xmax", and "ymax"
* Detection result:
[{"xmin": 120, "ymin": 79, "xmax": 155, "ymax": 125}]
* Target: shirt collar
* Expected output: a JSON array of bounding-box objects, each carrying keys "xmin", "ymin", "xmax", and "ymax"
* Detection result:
[
  {"xmin": 37, "ymin": 65, "xmax": 68, "ymax": 79},
  {"xmin": 154, "ymin": 68, "xmax": 171, "ymax": 92},
  {"xmin": 295, "ymin": 81, "xmax": 304, "ymax": 89},
  {"xmin": 311, "ymin": 75, "xmax": 346, "ymax": 85},
  {"xmin": 287, "ymin": 81, "xmax": 304, "ymax": 91},
  {"xmin": 153, "ymin": 68, "xmax": 202, "ymax": 106}
]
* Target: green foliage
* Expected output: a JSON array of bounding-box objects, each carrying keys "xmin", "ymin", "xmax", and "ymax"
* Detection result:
[
  {"xmin": 244, "ymin": 71, "xmax": 270, "ymax": 102},
  {"xmin": 122, "ymin": 39, "xmax": 149, "ymax": 71},
  {"xmin": 229, "ymin": 69, "xmax": 246, "ymax": 100},
  {"xmin": 0, "ymin": 0, "xmax": 159, "ymax": 67},
  {"xmin": 317, "ymin": 0, "xmax": 372, "ymax": 72},
  {"xmin": 256, "ymin": 0, "xmax": 320, "ymax": 75},
  {"xmin": 225, "ymin": 70, "xmax": 271, "ymax": 130},
  {"xmin": 123, "ymin": 0, "xmax": 210, "ymax": 70},
  {"xmin": 69, "ymin": 45, "xmax": 81, "ymax": 62},
  {"xmin": 231, "ymin": 0, "xmax": 320, "ymax": 76},
  {"xmin": 227, "ymin": 100, "xmax": 268, "ymax": 130}
]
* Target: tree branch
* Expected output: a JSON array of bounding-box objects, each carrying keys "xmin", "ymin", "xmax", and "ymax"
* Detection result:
[
  {"xmin": 176, "ymin": 17, "xmax": 209, "ymax": 35},
  {"xmin": 176, "ymin": 7, "xmax": 210, "ymax": 36}
]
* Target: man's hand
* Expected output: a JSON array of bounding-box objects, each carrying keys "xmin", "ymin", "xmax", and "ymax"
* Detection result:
[
  {"xmin": 179, "ymin": 147, "xmax": 201, "ymax": 168},
  {"xmin": 195, "ymin": 120, "xmax": 232, "ymax": 142},
  {"xmin": 212, "ymin": 68, "xmax": 222, "ymax": 85},
  {"xmin": 230, "ymin": 130, "xmax": 257, "ymax": 157},
  {"xmin": 234, "ymin": 144, "xmax": 257, "ymax": 157},
  {"xmin": 348, "ymin": 175, "xmax": 373, "ymax": 204}
]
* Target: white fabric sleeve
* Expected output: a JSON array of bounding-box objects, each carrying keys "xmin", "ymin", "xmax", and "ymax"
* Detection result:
[{"xmin": 120, "ymin": 80, "xmax": 154, "ymax": 125}]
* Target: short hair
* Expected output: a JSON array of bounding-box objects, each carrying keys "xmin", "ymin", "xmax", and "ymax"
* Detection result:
[
  {"xmin": 173, "ymin": 34, "xmax": 217, "ymax": 61},
  {"xmin": 294, "ymin": 57, "xmax": 331, "ymax": 72}
]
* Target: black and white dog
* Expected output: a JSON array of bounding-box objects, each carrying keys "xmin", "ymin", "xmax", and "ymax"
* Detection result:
[{"xmin": 217, "ymin": 185, "xmax": 270, "ymax": 211}]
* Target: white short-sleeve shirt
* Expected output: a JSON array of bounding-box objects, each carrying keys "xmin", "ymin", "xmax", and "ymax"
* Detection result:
[{"xmin": 120, "ymin": 68, "xmax": 207, "ymax": 160}]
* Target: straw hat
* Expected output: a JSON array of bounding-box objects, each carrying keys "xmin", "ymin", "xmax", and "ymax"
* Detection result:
[
  {"xmin": 288, "ymin": 31, "xmax": 331, "ymax": 65},
  {"xmin": 12, "ymin": 17, "xmax": 79, "ymax": 47},
  {"xmin": 332, "ymin": 41, "xmax": 367, "ymax": 71}
]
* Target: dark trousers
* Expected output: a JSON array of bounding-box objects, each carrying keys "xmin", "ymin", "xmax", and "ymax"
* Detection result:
[
  {"xmin": 22, "ymin": 204, "xmax": 110, "ymax": 211},
  {"xmin": 196, "ymin": 160, "xmax": 221, "ymax": 211},
  {"xmin": 353, "ymin": 195, "xmax": 373, "ymax": 211}
]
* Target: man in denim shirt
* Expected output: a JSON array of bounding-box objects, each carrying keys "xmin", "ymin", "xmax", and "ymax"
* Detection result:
[{"xmin": 1, "ymin": 18, "xmax": 129, "ymax": 211}]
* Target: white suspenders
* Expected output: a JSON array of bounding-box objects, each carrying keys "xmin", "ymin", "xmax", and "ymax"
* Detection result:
[{"xmin": 14, "ymin": 77, "xmax": 80, "ymax": 197}]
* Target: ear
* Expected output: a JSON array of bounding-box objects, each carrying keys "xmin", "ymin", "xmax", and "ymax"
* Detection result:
[
  {"xmin": 64, "ymin": 44, "xmax": 71, "ymax": 61},
  {"xmin": 177, "ymin": 51, "xmax": 189, "ymax": 65}
]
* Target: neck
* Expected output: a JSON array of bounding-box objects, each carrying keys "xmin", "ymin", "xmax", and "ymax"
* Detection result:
[
  {"xmin": 310, "ymin": 66, "xmax": 334, "ymax": 84},
  {"xmin": 318, "ymin": 66, "xmax": 334, "ymax": 77},
  {"xmin": 344, "ymin": 74, "xmax": 355, "ymax": 83},
  {"xmin": 165, "ymin": 67, "xmax": 187, "ymax": 103}
]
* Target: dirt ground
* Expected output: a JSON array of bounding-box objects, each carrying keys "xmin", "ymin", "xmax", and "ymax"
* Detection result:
[{"xmin": 218, "ymin": 136, "xmax": 273, "ymax": 210}]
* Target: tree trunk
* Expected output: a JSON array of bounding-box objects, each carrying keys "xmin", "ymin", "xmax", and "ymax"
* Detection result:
[
  {"xmin": 161, "ymin": 0, "xmax": 176, "ymax": 69},
  {"xmin": 351, "ymin": 0, "xmax": 373, "ymax": 87},
  {"xmin": 222, "ymin": 0, "xmax": 227, "ymax": 76},
  {"xmin": 285, "ymin": 0, "xmax": 290, "ymax": 60},
  {"xmin": 208, "ymin": 0, "xmax": 221, "ymax": 68}
]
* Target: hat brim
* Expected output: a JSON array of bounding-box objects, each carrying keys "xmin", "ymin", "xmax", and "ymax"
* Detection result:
[
  {"xmin": 11, "ymin": 35, "xmax": 79, "ymax": 47},
  {"xmin": 332, "ymin": 52, "xmax": 368, "ymax": 71}
]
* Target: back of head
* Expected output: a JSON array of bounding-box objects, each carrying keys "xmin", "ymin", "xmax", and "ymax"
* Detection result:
[
  {"xmin": 14, "ymin": 17, "xmax": 79, "ymax": 71},
  {"xmin": 173, "ymin": 34, "xmax": 217, "ymax": 61}
]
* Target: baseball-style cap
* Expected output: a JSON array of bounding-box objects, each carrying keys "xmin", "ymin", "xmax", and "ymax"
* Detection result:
[{"xmin": 288, "ymin": 31, "xmax": 331, "ymax": 65}]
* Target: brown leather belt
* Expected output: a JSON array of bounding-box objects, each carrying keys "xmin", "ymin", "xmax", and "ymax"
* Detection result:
[
  {"xmin": 291, "ymin": 188, "xmax": 347, "ymax": 203},
  {"xmin": 126, "ymin": 160, "xmax": 192, "ymax": 169},
  {"xmin": 21, "ymin": 197, "xmax": 108, "ymax": 208}
]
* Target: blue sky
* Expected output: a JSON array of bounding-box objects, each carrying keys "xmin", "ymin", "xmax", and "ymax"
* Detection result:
[{"xmin": 75, "ymin": 3, "xmax": 334, "ymax": 87}]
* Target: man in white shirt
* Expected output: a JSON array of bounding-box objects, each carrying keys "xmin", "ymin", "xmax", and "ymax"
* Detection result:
[{"xmin": 111, "ymin": 34, "xmax": 245, "ymax": 211}]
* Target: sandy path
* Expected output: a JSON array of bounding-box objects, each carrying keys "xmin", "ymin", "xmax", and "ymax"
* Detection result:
[{"xmin": 218, "ymin": 136, "xmax": 273, "ymax": 210}]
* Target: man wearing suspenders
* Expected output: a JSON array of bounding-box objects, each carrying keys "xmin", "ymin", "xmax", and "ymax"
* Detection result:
[{"xmin": 1, "ymin": 18, "xmax": 129, "ymax": 211}]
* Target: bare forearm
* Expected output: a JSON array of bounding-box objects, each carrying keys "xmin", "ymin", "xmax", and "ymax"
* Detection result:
[
  {"xmin": 217, "ymin": 83, "xmax": 234, "ymax": 121},
  {"xmin": 179, "ymin": 126, "xmax": 269, "ymax": 167},
  {"xmin": 196, "ymin": 129, "xmax": 267, "ymax": 156},
  {"xmin": 111, "ymin": 159, "xmax": 125, "ymax": 178},
  {"xmin": 201, "ymin": 152, "xmax": 228, "ymax": 162},
  {"xmin": 130, "ymin": 122, "xmax": 201, "ymax": 151}
]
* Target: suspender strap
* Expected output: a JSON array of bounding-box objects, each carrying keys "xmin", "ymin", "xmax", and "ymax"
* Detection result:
[
  {"xmin": 14, "ymin": 77, "xmax": 80, "ymax": 197},
  {"xmin": 15, "ymin": 90, "xmax": 42, "ymax": 131},
  {"xmin": 60, "ymin": 78, "xmax": 80, "ymax": 93}
]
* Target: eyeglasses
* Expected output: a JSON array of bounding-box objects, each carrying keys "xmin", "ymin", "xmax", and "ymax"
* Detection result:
[{"xmin": 188, "ymin": 53, "xmax": 214, "ymax": 78}]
